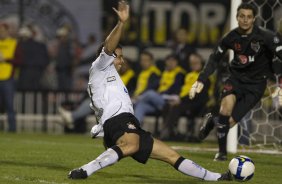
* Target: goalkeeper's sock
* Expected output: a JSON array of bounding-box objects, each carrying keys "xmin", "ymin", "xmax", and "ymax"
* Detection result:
[
  {"xmin": 174, "ymin": 157, "xmax": 221, "ymax": 181},
  {"xmin": 81, "ymin": 146, "xmax": 123, "ymax": 176},
  {"xmin": 216, "ymin": 115, "xmax": 230, "ymax": 154}
]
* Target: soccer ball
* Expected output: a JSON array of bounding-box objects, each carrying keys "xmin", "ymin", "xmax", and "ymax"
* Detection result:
[{"xmin": 228, "ymin": 155, "xmax": 255, "ymax": 181}]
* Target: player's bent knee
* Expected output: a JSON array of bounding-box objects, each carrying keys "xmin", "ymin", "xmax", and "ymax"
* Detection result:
[{"xmin": 118, "ymin": 142, "xmax": 139, "ymax": 156}]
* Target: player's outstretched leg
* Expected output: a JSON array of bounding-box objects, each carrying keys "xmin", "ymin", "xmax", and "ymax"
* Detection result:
[
  {"xmin": 68, "ymin": 133, "xmax": 139, "ymax": 179},
  {"xmin": 150, "ymin": 138, "xmax": 232, "ymax": 181},
  {"xmin": 198, "ymin": 113, "xmax": 215, "ymax": 140},
  {"xmin": 68, "ymin": 145, "xmax": 123, "ymax": 179}
]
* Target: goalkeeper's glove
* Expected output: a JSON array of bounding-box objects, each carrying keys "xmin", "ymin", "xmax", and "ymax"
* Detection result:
[
  {"xmin": 90, "ymin": 124, "xmax": 104, "ymax": 138},
  {"xmin": 271, "ymin": 87, "xmax": 282, "ymax": 107},
  {"xmin": 189, "ymin": 81, "xmax": 204, "ymax": 99}
]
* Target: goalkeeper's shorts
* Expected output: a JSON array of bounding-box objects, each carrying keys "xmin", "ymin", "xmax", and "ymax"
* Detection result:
[{"xmin": 221, "ymin": 77, "xmax": 267, "ymax": 122}]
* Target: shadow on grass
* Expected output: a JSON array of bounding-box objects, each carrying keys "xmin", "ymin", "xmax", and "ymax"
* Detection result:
[
  {"xmin": 0, "ymin": 160, "xmax": 70, "ymax": 171},
  {"xmin": 97, "ymin": 171, "xmax": 201, "ymax": 184}
]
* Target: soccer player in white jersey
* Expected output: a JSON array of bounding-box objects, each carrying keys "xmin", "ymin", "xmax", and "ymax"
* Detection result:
[{"xmin": 68, "ymin": 0, "xmax": 231, "ymax": 181}]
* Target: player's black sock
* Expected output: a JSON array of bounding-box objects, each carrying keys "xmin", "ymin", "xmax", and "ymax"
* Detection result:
[{"xmin": 216, "ymin": 115, "xmax": 230, "ymax": 154}]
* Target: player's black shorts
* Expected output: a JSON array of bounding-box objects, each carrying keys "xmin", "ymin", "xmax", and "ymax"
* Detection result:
[
  {"xmin": 221, "ymin": 77, "xmax": 267, "ymax": 122},
  {"xmin": 103, "ymin": 112, "xmax": 154, "ymax": 164}
]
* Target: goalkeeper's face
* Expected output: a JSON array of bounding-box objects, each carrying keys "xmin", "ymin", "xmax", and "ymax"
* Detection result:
[{"xmin": 237, "ymin": 9, "xmax": 255, "ymax": 34}]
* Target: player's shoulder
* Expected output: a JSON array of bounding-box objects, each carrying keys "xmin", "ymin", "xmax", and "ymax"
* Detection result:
[
  {"xmin": 221, "ymin": 28, "xmax": 240, "ymax": 41},
  {"xmin": 255, "ymin": 26, "xmax": 276, "ymax": 39}
]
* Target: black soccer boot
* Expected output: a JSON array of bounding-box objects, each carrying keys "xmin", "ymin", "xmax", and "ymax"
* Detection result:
[
  {"xmin": 218, "ymin": 170, "xmax": 233, "ymax": 181},
  {"xmin": 198, "ymin": 113, "xmax": 215, "ymax": 140},
  {"xmin": 214, "ymin": 152, "xmax": 227, "ymax": 161},
  {"xmin": 68, "ymin": 168, "xmax": 88, "ymax": 179}
]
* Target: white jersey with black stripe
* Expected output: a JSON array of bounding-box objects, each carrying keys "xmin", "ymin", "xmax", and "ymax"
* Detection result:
[{"xmin": 87, "ymin": 48, "xmax": 134, "ymax": 125}]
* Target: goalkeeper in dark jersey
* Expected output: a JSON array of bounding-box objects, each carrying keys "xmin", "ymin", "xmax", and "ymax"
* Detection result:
[{"xmin": 189, "ymin": 3, "xmax": 282, "ymax": 161}]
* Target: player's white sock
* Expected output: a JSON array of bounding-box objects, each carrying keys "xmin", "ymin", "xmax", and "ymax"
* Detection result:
[
  {"xmin": 81, "ymin": 146, "xmax": 123, "ymax": 176},
  {"xmin": 174, "ymin": 157, "xmax": 221, "ymax": 181}
]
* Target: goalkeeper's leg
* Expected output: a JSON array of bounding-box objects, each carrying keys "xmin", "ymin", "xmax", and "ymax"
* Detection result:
[
  {"xmin": 214, "ymin": 94, "xmax": 236, "ymax": 161},
  {"xmin": 198, "ymin": 113, "xmax": 216, "ymax": 140}
]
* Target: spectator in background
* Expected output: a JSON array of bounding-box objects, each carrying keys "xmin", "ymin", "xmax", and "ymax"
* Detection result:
[
  {"xmin": 132, "ymin": 51, "xmax": 161, "ymax": 101},
  {"xmin": 119, "ymin": 58, "xmax": 136, "ymax": 96},
  {"xmin": 169, "ymin": 28, "xmax": 196, "ymax": 71},
  {"xmin": 79, "ymin": 34, "xmax": 99, "ymax": 65},
  {"xmin": 54, "ymin": 26, "xmax": 74, "ymax": 91},
  {"xmin": 160, "ymin": 53, "xmax": 210, "ymax": 141},
  {"xmin": 134, "ymin": 54, "xmax": 185, "ymax": 124},
  {"xmin": 17, "ymin": 26, "xmax": 49, "ymax": 91},
  {"xmin": 0, "ymin": 22, "xmax": 23, "ymax": 132}
]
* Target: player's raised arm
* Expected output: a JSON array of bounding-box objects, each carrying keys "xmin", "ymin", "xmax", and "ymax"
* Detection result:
[
  {"xmin": 189, "ymin": 38, "xmax": 228, "ymax": 99},
  {"xmin": 104, "ymin": 0, "xmax": 129, "ymax": 55}
]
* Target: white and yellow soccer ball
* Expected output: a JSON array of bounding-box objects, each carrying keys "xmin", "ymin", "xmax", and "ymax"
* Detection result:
[{"xmin": 228, "ymin": 155, "xmax": 255, "ymax": 181}]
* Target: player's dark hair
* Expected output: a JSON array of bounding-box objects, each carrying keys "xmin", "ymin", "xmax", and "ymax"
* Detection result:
[
  {"xmin": 140, "ymin": 50, "xmax": 154, "ymax": 60},
  {"xmin": 237, "ymin": 3, "xmax": 257, "ymax": 17},
  {"xmin": 94, "ymin": 42, "xmax": 123, "ymax": 60}
]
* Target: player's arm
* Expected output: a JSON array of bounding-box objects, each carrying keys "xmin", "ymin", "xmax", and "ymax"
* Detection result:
[
  {"xmin": 189, "ymin": 38, "xmax": 228, "ymax": 99},
  {"xmin": 104, "ymin": 0, "xmax": 129, "ymax": 55},
  {"xmin": 269, "ymin": 33, "xmax": 282, "ymax": 106}
]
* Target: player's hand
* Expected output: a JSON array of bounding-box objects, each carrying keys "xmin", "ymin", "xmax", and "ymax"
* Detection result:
[
  {"xmin": 113, "ymin": 0, "xmax": 129, "ymax": 23},
  {"xmin": 189, "ymin": 81, "xmax": 204, "ymax": 99},
  {"xmin": 272, "ymin": 87, "xmax": 282, "ymax": 106},
  {"xmin": 90, "ymin": 124, "xmax": 104, "ymax": 138}
]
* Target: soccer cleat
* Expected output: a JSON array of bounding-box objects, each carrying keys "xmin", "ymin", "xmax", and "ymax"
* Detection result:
[
  {"xmin": 218, "ymin": 170, "xmax": 233, "ymax": 181},
  {"xmin": 214, "ymin": 152, "xmax": 227, "ymax": 161},
  {"xmin": 198, "ymin": 113, "xmax": 215, "ymax": 141},
  {"xmin": 68, "ymin": 168, "xmax": 88, "ymax": 179},
  {"xmin": 58, "ymin": 107, "xmax": 74, "ymax": 129}
]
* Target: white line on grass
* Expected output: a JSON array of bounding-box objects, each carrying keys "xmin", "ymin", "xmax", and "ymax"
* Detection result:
[
  {"xmin": 172, "ymin": 146, "xmax": 282, "ymax": 155},
  {"xmin": 2, "ymin": 176, "xmax": 69, "ymax": 184}
]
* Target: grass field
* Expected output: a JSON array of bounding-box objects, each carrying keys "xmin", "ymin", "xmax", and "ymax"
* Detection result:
[{"xmin": 0, "ymin": 133, "xmax": 281, "ymax": 184}]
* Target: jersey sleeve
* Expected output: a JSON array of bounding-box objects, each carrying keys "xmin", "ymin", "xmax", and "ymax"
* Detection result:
[
  {"xmin": 198, "ymin": 35, "xmax": 229, "ymax": 83},
  {"xmin": 274, "ymin": 34, "xmax": 282, "ymax": 60},
  {"xmin": 264, "ymin": 32, "xmax": 282, "ymax": 61},
  {"xmin": 95, "ymin": 48, "xmax": 115, "ymax": 70}
]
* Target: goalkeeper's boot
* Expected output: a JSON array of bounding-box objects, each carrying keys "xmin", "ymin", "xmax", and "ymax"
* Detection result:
[
  {"xmin": 68, "ymin": 168, "xmax": 88, "ymax": 179},
  {"xmin": 214, "ymin": 152, "xmax": 227, "ymax": 161},
  {"xmin": 218, "ymin": 170, "xmax": 233, "ymax": 181},
  {"xmin": 198, "ymin": 113, "xmax": 215, "ymax": 141}
]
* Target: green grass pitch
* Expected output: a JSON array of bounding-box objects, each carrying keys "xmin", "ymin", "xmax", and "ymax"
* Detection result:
[{"xmin": 0, "ymin": 133, "xmax": 281, "ymax": 184}]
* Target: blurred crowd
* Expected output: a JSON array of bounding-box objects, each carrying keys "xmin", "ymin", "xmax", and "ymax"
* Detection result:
[
  {"xmin": 0, "ymin": 20, "xmax": 249, "ymax": 137},
  {"xmin": 1, "ymin": 18, "xmax": 280, "ymax": 139}
]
